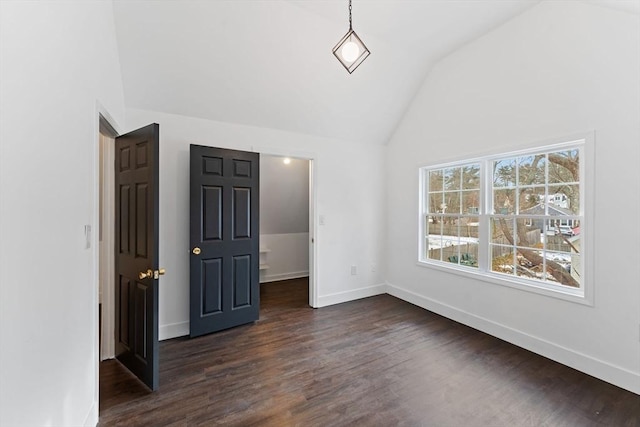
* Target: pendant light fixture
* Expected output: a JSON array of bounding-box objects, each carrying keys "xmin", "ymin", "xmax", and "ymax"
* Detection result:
[{"xmin": 332, "ymin": 0, "xmax": 370, "ymax": 74}]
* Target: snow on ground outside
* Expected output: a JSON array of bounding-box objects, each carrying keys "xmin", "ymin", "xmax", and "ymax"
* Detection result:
[{"xmin": 428, "ymin": 235, "xmax": 573, "ymax": 264}]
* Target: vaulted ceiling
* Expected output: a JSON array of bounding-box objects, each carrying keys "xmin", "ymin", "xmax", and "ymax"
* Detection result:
[{"xmin": 112, "ymin": 0, "xmax": 637, "ymax": 145}]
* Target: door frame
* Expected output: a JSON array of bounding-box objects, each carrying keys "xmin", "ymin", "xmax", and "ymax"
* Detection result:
[
  {"xmin": 95, "ymin": 107, "xmax": 121, "ymax": 362},
  {"xmin": 308, "ymin": 158, "xmax": 318, "ymax": 308},
  {"xmin": 93, "ymin": 105, "xmax": 121, "ymax": 417},
  {"xmin": 97, "ymin": 114, "xmax": 118, "ymax": 361},
  {"xmin": 257, "ymin": 148, "xmax": 318, "ymax": 308}
]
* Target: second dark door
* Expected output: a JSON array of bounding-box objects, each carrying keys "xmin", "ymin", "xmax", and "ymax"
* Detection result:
[{"xmin": 189, "ymin": 145, "xmax": 260, "ymax": 337}]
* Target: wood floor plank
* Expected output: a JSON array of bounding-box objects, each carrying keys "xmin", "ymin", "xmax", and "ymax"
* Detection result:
[{"xmin": 100, "ymin": 278, "xmax": 640, "ymax": 426}]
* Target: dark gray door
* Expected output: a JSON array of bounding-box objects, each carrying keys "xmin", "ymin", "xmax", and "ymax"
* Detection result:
[
  {"xmin": 189, "ymin": 145, "xmax": 260, "ymax": 338},
  {"xmin": 114, "ymin": 124, "xmax": 160, "ymax": 390}
]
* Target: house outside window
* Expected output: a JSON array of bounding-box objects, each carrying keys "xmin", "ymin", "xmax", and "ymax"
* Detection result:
[{"xmin": 419, "ymin": 136, "xmax": 592, "ymax": 302}]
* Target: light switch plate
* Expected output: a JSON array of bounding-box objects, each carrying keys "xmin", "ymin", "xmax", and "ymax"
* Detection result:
[{"xmin": 84, "ymin": 225, "xmax": 92, "ymax": 249}]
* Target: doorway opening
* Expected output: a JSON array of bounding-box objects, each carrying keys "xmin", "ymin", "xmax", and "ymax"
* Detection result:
[{"xmin": 259, "ymin": 155, "xmax": 315, "ymax": 307}]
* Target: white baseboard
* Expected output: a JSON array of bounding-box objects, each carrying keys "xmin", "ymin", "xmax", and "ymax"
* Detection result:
[
  {"xmin": 159, "ymin": 321, "xmax": 189, "ymax": 341},
  {"xmin": 317, "ymin": 283, "xmax": 386, "ymax": 307},
  {"xmin": 260, "ymin": 271, "xmax": 309, "ymax": 283},
  {"xmin": 385, "ymin": 282, "xmax": 640, "ymax": 395}
]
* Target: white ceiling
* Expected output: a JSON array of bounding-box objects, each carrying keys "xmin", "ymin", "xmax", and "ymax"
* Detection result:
[{"xmin": 112, "ymin": 0, "xmax": 637, "ymax": 145}]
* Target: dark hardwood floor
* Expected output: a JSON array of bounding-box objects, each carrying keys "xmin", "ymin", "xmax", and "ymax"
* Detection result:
[{"xmin": 100, "ymin": 278, "xmax": 640, "ymax": 426}]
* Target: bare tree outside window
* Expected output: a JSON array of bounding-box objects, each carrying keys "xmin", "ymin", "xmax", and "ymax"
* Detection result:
[{"xmin": 421, "ymin": 141, "xmax": 584, "ymax": 294}]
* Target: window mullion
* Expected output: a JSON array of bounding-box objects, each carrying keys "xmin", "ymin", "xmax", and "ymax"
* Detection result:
[{"xmin": 478, "ymin": 159, "xmax": 490, "ymax": 272}]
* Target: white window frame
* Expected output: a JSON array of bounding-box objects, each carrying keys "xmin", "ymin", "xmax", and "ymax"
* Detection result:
[{"xmin": 418, "ymin": 133, "xmax": 595, "ymax": 305}]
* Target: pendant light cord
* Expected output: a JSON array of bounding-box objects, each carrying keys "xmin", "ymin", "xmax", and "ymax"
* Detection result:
[{"xmin": 348, "ymin": 0, "xmax": 353, "ymax": 30}]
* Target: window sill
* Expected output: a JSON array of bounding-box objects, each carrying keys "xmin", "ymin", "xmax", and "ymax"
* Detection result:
[{"xmin": 416, "ymin": 260, "xmax": 593, "ymax": 306}]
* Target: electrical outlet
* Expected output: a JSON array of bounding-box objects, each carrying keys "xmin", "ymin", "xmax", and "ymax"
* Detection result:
[
  {"xmin": 319, "ymin": 215, "xmax": 325, "ymax": 226},
  {"xmin": 350, "ymin": 265, "xmax": 357, "ymax": 275},
  {"xmin": 371, "ymin": 264, "xmax": 377, "ymax": 273}
]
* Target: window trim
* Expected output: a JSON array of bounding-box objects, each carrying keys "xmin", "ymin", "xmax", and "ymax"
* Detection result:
[{"xmin": 417, "ymin": 133, "xmax": 595, "ymax": 306}]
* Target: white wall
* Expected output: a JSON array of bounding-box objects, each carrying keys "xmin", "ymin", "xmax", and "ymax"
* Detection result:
[
  {"xmin": 260, "ymin": 233, "xmax": 309, "ymax": 283},
  {"xmin": 260, "ymin": 155, "xmax": 309, "ymax": 235},
  {"xmin": 386, "ymin": 1, "xmax": 640, "ymax": 394},
  {"xmin": 0, "ymin": 1, "xmax": 125, "ymax": 426},
  {"xmin": 126, "ymin": 108, "xmax": 387, "ymax": 339}
]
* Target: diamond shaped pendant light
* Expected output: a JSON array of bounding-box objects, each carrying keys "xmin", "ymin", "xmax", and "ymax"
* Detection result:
[{"xmin": 332, "ymin": 0, "xmax": 370, "ymax": 74}]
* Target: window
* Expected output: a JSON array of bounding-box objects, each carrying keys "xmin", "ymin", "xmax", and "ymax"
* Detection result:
[
  {"xmin": 425, "ymin": 163, "xmax": 481, "ymax": 267},
  {"xmin": 419, "ymin": 137, "xmax": 590, "ymax": 300}
]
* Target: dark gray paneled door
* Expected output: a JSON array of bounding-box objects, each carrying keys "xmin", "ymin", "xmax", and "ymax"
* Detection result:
[
  {"xmin": 189, "ymin": 145, "xmax": 260, "ymax": 338},
  {"xmin": 114, "ymin": 124, "xmax": 160, "ymax": 391}
]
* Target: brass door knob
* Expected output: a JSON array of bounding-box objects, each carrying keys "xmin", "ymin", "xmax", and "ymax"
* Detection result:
[
  {"xmin": 192, "ymin": 247, "xmax": 201, "ymax": 255},
  {"xmin": 153, "ymin": 268, "xmax": 166, "ymax": 279},
  {"xmin": 139, "ymin": 269, "xmax": 153, "ymax": 280}
]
